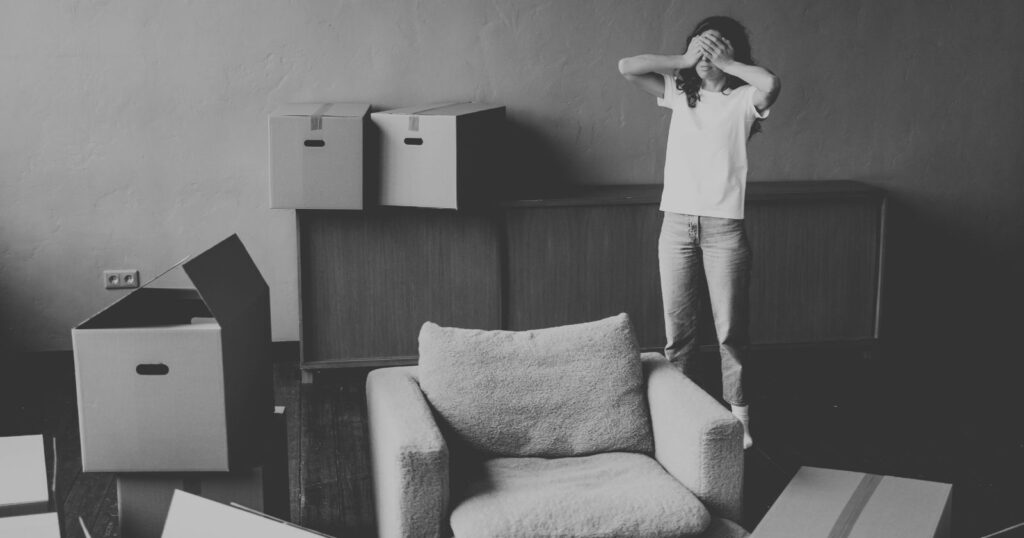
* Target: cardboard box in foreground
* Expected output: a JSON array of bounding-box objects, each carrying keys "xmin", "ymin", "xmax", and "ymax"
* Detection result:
[
  {"xmin": 0, "ymin": 435, "xmax": 50, "ymax": 518},
  {"xmin": 119, "ymin": 467, "xmax": 265, "ymax": 538},
  {"xmin": 752, "ymin": 466, "xmax": 952, "ymax": 538},
  {"xmin": 117, "ymin": 407, "xmax": 289, "ymax": 538},
  {"xmin": 0, "ymin": 512, "xmax": 60, "ymax": 537},
  {"xmin": 162, "ymin": 490, "xmax": 330, "ymax": 538}
]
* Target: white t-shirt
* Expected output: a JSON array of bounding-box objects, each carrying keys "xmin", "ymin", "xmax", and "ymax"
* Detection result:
[{"xmin": 657, "ymin": 74, "xmax": 769, "ymax": 219}]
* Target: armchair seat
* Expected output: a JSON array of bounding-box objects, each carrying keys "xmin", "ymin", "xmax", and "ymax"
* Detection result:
[{"xmin": 450, "ymin": 452, "xmax": 709, "ymax": 538}]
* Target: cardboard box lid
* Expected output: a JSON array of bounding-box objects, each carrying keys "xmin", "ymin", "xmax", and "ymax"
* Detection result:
[
  {"xmin": 76, "ymin": 234, "xmax": 268, "ymax": 330},
  {"xmin": 0, "ymin": 435, "xmax": 50, "ymax": 511},
  {"xmin": 375, "ymin": 102, "xmax": 503, "ymax": 117},
  {"xmin": 272, "ymin": 102, "xmax": 370, "ymax": 118},
  {"xmin": 162, "ymin": 490, "xmax": 331, "ymax": 538}
]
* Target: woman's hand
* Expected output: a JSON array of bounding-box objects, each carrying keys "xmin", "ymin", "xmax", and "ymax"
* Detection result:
[
  {"xmin": 698, "ymin": 32, "xmax": 735, "ymax": 69},
  {"xmin": 680, "ymin": 36, "xmax": 705, "ymax": 69}
]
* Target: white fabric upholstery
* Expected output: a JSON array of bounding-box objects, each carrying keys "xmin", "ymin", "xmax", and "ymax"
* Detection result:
[
  {"xmin": 366, "ymin": 367, "xmax": 449, "ymax": 538},
  {"xmin": 449, "ymin": 452, "xmax": 711, "ymax": 538},
  {"xmin": 417, "ymin": 314, "xmax": 653, "ymax": 457},
  {"xmin": 365, "ymin": 345, "xmax": 748, "ymax": 537},
  {"xmin": 642, "ymin": 352, "xmax": 745, "ymax": 522}
]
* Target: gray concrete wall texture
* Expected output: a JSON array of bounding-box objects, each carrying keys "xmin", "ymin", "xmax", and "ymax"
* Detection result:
[{"xmin": 1, "ymin": 1, "xmax": 1022, "ymax": 358}]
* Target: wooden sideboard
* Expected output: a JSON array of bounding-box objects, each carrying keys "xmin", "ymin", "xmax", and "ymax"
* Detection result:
[{"xmin": 297, "ymin": 181, "xmax": 886, "ymax": 378}]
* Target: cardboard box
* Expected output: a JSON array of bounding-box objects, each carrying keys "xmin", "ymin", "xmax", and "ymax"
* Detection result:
[
  {"xmin": 371, "ymin": 102, "xmax": 505, "ymax": 209},
  {"xmin": 72, "ymin": 234, "xmax": 273, "ymax": 472},
  {"xmin": 162, "ymin": 490, "xmax": 329, "ymax": 538},
  {"xmin": 0, "ymin": 435, "xmax": 50, "ymax": 517},
  {"xmin": 270, "ymin": 102, "xmax": 371, "ymax": 209},
  {"xmin": 752, "ymin": 466, "xmax": 952, "ymax": 538},
  {"xmin": 0, "ymin": 512, "xmax": 60, "ymax": 537},
  {"xmin": 116, "ymin": 407, "xmax": 289, "ymax": 538},
  {"xmin": 118, "ymin": 467, "xmax": 264, "ymax": 538}
]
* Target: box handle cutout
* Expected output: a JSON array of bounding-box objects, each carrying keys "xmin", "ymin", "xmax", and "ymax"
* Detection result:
[
  {"xmin": 136, "ymin": 363, "xmax": 169, "ymax": 376},
  {"xmin": 304, "ymin": 140, "xmax": 326, "ymax": 148},
  {"xmin": 403, "ymin": 138, "xmax": 424, "ymax": 146}
]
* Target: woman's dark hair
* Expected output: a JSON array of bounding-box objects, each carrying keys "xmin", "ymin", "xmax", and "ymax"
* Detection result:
[{"xmin": 674, "ymin": 16, "xmax": 762, "ymax": 135}]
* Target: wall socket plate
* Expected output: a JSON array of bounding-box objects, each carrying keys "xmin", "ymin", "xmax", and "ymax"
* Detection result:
[{"xmin": 103, "ymin": 269, "xmax": 140, "ymax": 290}]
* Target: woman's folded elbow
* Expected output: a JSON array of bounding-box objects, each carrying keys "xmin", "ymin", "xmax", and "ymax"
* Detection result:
[{"xmin": 618, "ymin": 58, "xmax": 633, "ymax": 76}]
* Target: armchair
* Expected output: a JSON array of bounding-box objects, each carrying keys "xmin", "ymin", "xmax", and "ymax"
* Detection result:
[{"xmin": 366, "ymin": 316, "xmax": 748, "ymax": 538}]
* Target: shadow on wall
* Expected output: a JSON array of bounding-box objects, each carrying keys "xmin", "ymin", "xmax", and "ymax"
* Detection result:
[
  {"xmin": 497, "ymin": 116, "xmax": 579, "ymax": 200},
  {"xmin": 880, "ymin": 193, "xmax": 1024, "ymax": 443}
]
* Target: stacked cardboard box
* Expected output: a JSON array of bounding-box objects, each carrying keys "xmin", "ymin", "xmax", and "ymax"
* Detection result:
[
  {"xmin": 268, "ymin": 101, "xmax": 505, "ymax": 211},
  {"xmin": 372, "ymin": 102, "xmax": 505, "ymax": 210},
  {"xmin": 269, "ymin": 103, "xmax": 372, "ymax": 210},
  {"xmin": 72, "ymin": 235, "xmax": 292, "ymax": 538}
]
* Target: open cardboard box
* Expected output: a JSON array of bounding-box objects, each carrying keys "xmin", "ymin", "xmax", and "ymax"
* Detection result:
[
  {"xmin": 161, "ymin": 490, "xmax": 331, "ymax": 538},
  {"xmin": 72, "ymin": 234, "xmax": 273, "ymax": 472},
  {"xmin": 0, "ymin": 434, "xmax": 51, "ymax": 518},
  {"xmin": 372, "ymin": 102, "xmax": 505, "ymax": 210}
]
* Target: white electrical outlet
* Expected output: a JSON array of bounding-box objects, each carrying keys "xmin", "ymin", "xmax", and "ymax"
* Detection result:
[{"xmin": 103, "ymin": 269, "xmax": 140, "ymax": 290}]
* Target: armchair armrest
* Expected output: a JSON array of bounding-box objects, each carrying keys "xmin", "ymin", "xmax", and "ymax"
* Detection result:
[
  {"xmin": 366, "ymin": 366, "xmax": 449, "ymax": 538},
  {"xmin": 642, "ymin": 352, "xmax": 744, "ymax": 522}
]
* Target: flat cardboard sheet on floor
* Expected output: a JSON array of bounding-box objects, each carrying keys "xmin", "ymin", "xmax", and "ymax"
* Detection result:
[
  {"xmin": 72, "ymin": 234, "xmax": 273, "ymax": 472},
  {"xmin": 752, "ymin": 466, "xmax": 952, "ymax": 538},
  {"xmin": 0, "ymin": 512, "xmax": 60, "ymax": 537},
  {"xmin": 162, "ymin": 490, "xmax": 328, "ymax": 538},
  {"xmin": 0, "ymin": 435, "xmax": 50, "ymax": 517}
]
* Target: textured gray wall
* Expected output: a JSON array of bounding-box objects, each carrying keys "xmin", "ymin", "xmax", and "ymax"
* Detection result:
[{"xmin": 1, "ymin": 1, "xmax": 1022, "ymax": 357}]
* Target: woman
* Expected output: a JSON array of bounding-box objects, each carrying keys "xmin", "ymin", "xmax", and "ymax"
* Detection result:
[{"xmin": 618, "ymin": 16, "xmax": 780, "ymax": 449}]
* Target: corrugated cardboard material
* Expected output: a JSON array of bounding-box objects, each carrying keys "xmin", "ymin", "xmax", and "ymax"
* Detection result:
[
  {"xmin": 116, "ymin": 407, "xmax": 289, "ymax": 538},
  {"xmin": 0, "ymin": 435, "xmax": 50, "ymax": 517},
  {"xmin": 162, "ymin": 490, "xmax": 329, "ymax": 538},
  {"xmin": 118, "ymin": 467, "xmax": 265, "ymax": 538},
  {"xmin": 752, "ymin": 466, "xmax": 952, "ymax": 538},
  {"xmin": 72, "ymin": 234, "xmax": 273, "ymax": 472},
  {"xmin": 371, "ymin": 102, "xmax": 505, "ymax": 209},
  {"xmin": 269, "ymin": 102, "xmax": 371, "ymax": 209},
  {"xmin": 0, "ymin": 512, "xmax": 60, "ymax": 537}
]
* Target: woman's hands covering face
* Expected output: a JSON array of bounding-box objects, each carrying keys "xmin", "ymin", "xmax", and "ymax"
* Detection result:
[{"xmin": 698, "ymin": 31, "xmax": 734, "ymax": 68}]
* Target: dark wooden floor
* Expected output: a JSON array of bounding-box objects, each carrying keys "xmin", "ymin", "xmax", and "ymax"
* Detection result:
[{"xmin": 3, "ymin": 346, "xmax": 1024, "ymax": 537}]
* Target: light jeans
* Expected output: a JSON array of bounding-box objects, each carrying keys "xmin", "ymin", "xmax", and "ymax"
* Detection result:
[{"xmin": 658, "ymin": 212, "xmax": 752, "ymax": 406}]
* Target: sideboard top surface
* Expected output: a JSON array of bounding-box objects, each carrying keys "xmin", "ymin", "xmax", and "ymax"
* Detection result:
[{"xmin": 500, "ymin": 180, "xmax": 884, "ymax": 208}]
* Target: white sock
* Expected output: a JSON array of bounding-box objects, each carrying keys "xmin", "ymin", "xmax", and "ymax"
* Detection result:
[{"xmin": 731, "ymin": 405, "xmax": 753, "ymax": 450}]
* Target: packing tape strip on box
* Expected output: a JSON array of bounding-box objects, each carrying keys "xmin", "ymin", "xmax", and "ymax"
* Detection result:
[
  {"xmin": 405, "ymin": 103, "xmax": 458, "ymax": 132},
  {"xmin": 309, "ymin": 103, "xmax": 332, "ymax": 132}
]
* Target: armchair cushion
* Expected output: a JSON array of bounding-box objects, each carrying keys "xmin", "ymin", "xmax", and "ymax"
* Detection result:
[
  {"xmin": 417, "ymin": 313, "xmax": 653, "ymax": 457},
  {"xmin": 449, "ymin": 452, "xmax": 710, "ymax": 538}
]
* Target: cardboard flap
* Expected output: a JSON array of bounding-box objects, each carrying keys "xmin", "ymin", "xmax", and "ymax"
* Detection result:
[
  {"xmin": 420, "ymin": 102, "xmax": 502, "ymax": 116},
  {"xmin": 76, "ymin": 288, "xmax": 208, "ymax": 329},
  {"xmin": 182, "ymin": 235, "xmax": 268, "ymax": 322},
  {"xmin": 377, "ymin": 102, "xmax": 461, "ymax": 116},
  {"xmin": 273, "ymin": 103, "xmax": 369, "ymax": 118}
]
